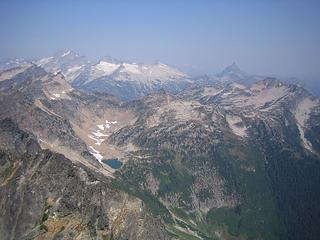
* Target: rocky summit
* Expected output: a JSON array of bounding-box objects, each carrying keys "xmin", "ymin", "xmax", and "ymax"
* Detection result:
[{"xmin": 0, "ymin": 54, "xmax": 320, "ymax": 240}]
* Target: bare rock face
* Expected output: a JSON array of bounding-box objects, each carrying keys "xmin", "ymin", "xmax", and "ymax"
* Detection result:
[{"xmin": 0, "ymin": 118, "xmax": 169, "ymax": 240}]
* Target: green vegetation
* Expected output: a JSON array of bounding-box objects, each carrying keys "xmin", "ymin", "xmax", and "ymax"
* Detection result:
[
  {"xmin": 114, "ymin": 141, "xmax": 283, "ymax": 239},
  {"xmin": 209, "ymin": 142, "xmax": 283, "ymax": 239},
  {"xmin": 112, "ymin": 177, "xmax": 173, "ymax": 223},
  {"xmin": 38, "ymin": 200, "xmax": 53, "ymax": 235},
  {"xmin": 41, "ymin": 212, "xmax": 49, "ymax": 223},
  {"xmin": 207, "ymin": 208, "xmax": 240, "ymax": 237},
  {"xmin": 39, "ymin": 224, "xmax": 48, "ymax": 232},
  {"xmin": 152, "ymin": 162, "xmax": 195, "ymax": 202},
  {"xmin": 166, "ymin": 225, "xmax": 203, "ymax": 240},
  {"xmin": 112, "ymin": 148, "xmax": 196, "ymax": 224},
  {"xmin": 264, "ymin": 140, "xmax": 320, "ymax": 239},
  {"xmin": 102, "ymin": 232, "xmax": 114, "ymax": 240}
]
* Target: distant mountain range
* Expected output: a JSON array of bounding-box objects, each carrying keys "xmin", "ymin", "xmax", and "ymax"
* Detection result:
[
  {"xmin": 33, "ymin": 50, "xmax": 193, "ymax": 99},
  {"xmin": 0, "ymin": 50, "xmax": 269, "ymax": 100}
]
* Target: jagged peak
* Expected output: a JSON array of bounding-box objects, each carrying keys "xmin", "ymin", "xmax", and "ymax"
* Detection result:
[
  {"xmin": 99, "ymin": 56, "xmax": 122, "ymax": 64},
  {"xmin": 153, "ymin": 61, "xmax": 169, "ymax": 67},
  {"xmin": 53, "ymin": 49, "xmax": 80, "ymax": 58},
  {"xmin": 221, "ymin": 62, "xmax": 242, "ymax": 75},
  {"xmin": 229, "ymin": 62, "xmax": 240, "ymax": 71}
]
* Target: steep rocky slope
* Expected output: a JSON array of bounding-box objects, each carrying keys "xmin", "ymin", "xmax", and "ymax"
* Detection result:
[
  {"xmin": 0, "ymin": 65, "xmax": 140, "ymax": 178},
  {"xmin": 0, "ymin": 118, "xmax": 168, "ymax": 240}
]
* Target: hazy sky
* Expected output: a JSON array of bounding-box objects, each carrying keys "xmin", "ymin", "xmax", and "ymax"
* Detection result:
[{"xmin": 1, "ymin": 0, "xmax": 320, "ymax": 79}]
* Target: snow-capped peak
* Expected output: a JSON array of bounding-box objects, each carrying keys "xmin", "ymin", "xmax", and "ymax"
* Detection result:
[
  {"xmin": 61, "ymin": 50, "xmax": 72, "ymax": 57},
  {"xmin": 100, "ymin": 56, "xmax": 122, "ymax": 64},
  {"xmin": 92, "ymin": 60, "xmax": 121, "ymax": 75},
  {"xmin": 52, "ymin": 50, "xmax": 81, "ymax": 59},
  {"xmin": 84, "ymin": 58, "xmax": 190, "ymax": 84},
  {"xmin": 153, "ymin": 61, "xmax": 168, "ymax": 67},
  {"xmin": 34, "ymin": 50, "xmax": 89, "ymax": 82},
  {"xmin": 36, "ymin": 50, "xmax": 79, "ymax": 66}
]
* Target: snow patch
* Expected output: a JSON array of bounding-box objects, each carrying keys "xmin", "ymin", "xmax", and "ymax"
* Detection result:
[
  {"xmin": 231, "ymin": 85, "xmax": 289, "ymax": 110},
  {"xmin": 36, "ymin": 57, "xmax": 54, "ymax": 66},
  {"xmin": 94, "ymin": 61, "xmax": 120, "ymax": 75},
  {"xmin": 202, "ymin": 87, "xmax": 223, "ymax": 96},
  {"xmin": 88, "ymin": 120, "xmax": 117, "ymax": 146},
  {"xmin": 122, "ymin": 63, "xmax": 141, "ymax": 74},
  {"xmin": 253, "ymin": 86, "xmax": 288, "ymax": 108},
  {"xmin": 67, "ymin": 65, "xmax": 83, "ymax": 73},
  {"xmin": 230, "ymin": 82, "xmax": 246, "ymax": 89},
  {"xmin": 92, "ymin": 131, "xmax": 108, "ymax": 138},
  {"xmin": 86, "ymin": 60, "xmax": 189, "ymax": 85},
  {"xmin": 221, "ymin": 91, "xmax": 232, "ymax": 98},
  {"xmin": 97, "ymin": 124, "xmax": 104, "ymax": 130},
  {"xmin": 294, "ymin": 98, "xmax": 318, "ymax": 151},
  {"xmin": 105, "ymin": 120, "xmax": 117, "ymax": 129},
  {"xmin": 296, "ymin": 124, "xmax": 313, "ymax": 152},
  {"xmin": 89, "ymin": 146, "xmax": 103, "ymax": 162},
  {"xmin": 88, "ymin": 134, "xmax": 105, "ymax": 146},
  {"xmin": 61, "ymin": 50, "xmax": 71, "ymax": 57},
  {"xmin": 64, "ymin": 65, "xmax": 86, "ymax": 81}
]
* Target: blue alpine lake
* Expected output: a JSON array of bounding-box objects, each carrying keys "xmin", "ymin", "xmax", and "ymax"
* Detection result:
[{"xmin": 102, "ymin": 159, "xmax": 123, "ymax": 169}]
